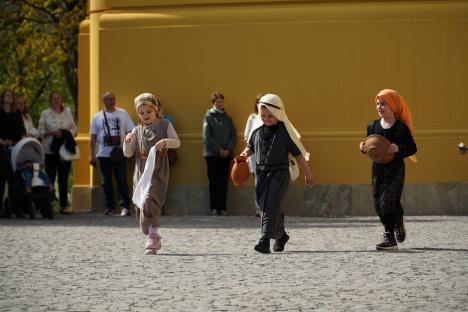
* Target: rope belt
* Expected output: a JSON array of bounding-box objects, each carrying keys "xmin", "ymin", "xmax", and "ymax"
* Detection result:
[{"xmin": 136, "ymin": 149, "xmax": 167, "ymax": 160}]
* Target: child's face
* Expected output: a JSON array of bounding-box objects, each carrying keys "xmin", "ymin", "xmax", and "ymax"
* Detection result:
[
  {"xmin": 138, "ymin": 104, "xmax": 157, "ymax": 125},
  {"xmin": 376, "ymin": 99, "xmax": 394, "ymax": 119},
  {"xmin": 260, "ymin": 106, "xmax": 278, "ymax": 126}
]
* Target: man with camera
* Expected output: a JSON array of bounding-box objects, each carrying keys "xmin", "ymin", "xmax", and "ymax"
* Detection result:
[{"xmin": 89, "ymin": 92, "xmax": 135, "ymax": 216}]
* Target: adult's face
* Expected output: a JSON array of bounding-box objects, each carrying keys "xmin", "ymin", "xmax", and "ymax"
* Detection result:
[
  {"xmin": 16, "ymin": 97, "xmax": 25, "ymax": 112},
  {"xmin": 102, "ymin": 93, "xmax": 116, "ymax": 110},
  {"xmin": 213, "ymin": 97, "xmax": 225, "ymax": 111},
  {"xmin": 50, "ymin": 92, "xmax": 62, "ymax": 110},
  {"xmin": 3, "ymin": 90, "xmax": 14, "ymax": 106}
]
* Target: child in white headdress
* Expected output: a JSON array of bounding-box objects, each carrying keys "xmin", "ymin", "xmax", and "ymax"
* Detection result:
[
  {"xmin": 123, "ymin": 93, "xmax": 180, "ymax": 255},
  {"xmin": 240, "ymin": 94, "xmax": 315, "ymax": 253}
]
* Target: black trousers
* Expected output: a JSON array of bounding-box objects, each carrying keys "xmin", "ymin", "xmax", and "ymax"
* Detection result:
[
  {"xmin": 205, "ymin": 157, "xmax": 231, "ymax": 212},
  {"xmin": 0, "ymin": 149, "xmax": 14, "ymax": 212},
  {"xmin": 45, "ymin": 154, "xmax": 71, "ymax": 208},
  {"xmin": 372, "ymin": 161, "xmax": 405, "ymax": 233}
]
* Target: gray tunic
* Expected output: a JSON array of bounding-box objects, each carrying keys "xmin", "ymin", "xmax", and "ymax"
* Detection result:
[
  {"xmin": 128, "ymin": 120, "xmax": 170, "ymax": 233},
  {"xmin": 248, "ymin": 122, "xmax": 301, "ymax": 239}
]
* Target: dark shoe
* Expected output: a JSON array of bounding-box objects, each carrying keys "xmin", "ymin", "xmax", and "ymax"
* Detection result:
[
  {"xmin": 273, "ymin": 232, "xmax": 290, "ymax": 252},
  {"xmin": 395, "ymin": 220, "xmax": 406, "ymax": 243},
  {"xmin": 59, "ymin": 207, "xmax": 72, "ymax": 215},
  {"xmin": 376, "ymin": 232, "xmax": 398, "ymax": 250},
  {"xmin": 254, "ymin": 237, "xmax": 270, "ymax": 253},
  {"xmin": 104, "ymin": 208, "xmax": 114, "ymax": 216},
  {"xmin": 14, "ymin": 211, "xmax": 25, "ymax": 219}
]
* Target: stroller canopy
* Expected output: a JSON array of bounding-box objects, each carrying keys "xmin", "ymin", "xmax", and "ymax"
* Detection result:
[{"xmin": 10, "ymin": 138, "xmax": 45, "ymax": 172}]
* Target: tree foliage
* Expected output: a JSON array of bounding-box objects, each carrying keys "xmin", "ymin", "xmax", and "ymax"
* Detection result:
[{"xmin": 0, "ymin": 0, "xmax": 87, "ymax": 122}]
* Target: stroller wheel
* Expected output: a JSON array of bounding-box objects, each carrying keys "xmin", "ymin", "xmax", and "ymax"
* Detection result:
[
  {"xmin": 28, "ymin": 200, "xmax": 35, "ymax": 220},
  {"xmin": 40, "ymin": 199, "xmax": 54, "ymax": 220}
]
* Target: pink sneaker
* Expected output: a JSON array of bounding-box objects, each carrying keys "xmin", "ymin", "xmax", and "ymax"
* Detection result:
[{"xmin": 144, "ymin": 227, "xmax": 161, "ymax": 255}]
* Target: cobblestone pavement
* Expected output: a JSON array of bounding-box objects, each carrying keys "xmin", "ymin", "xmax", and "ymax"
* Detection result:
[{"xmin": 0, "ymin": 213, "xmax": 467, "ymax": 312}]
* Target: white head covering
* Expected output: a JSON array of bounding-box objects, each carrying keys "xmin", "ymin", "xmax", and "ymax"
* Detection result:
[
  {"xmin": 134, "ymin": 93, "xmax": 158, "ymax": 111},
  {"xmin": 248, "ymin": 94, "xmax": 310, "ymax": 181}
]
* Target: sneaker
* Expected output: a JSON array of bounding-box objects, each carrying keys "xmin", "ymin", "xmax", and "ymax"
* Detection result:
[
  {"xmin": 273, "ymin": 232, "xmax": 290, "ymax": 252},
  {"xmin": 144, "ymin": 248, "xmax": 157, "ymax": 255},
  {"xmin": 104, "ymin": 208, "xmax": 114, "ymax": 216},
  {"xmin": 395, "ymin": 220, "xmax": 406, "ymax": 243},
  {"xmin": 376, "ymin": 232, "xmax": 398, "ymax": 250},
  {"xmin": 210, "ymin": 209, "xmax": 218, "ymax": 216},
  {"xmin": 120, "ymin": 208, "xmax": 131, "ymax": 217},
  {"xmin": 144, "ymin": 234, "xmax": 161, "ymax": 255},
  {"xmin": 254, "ymin": 237, "xmax": 271, "ymax": 253},
  {"xmin": 59, "ymin": 207, "xmax": 72, "ymax": 215},
  {"xmin": 219, "ymin": 210, "xmax": 228, "ymax": 216}
]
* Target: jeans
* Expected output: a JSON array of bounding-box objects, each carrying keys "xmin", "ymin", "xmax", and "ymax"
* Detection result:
[
  {"xmin": 45, "ymin": 154, "xmax": 71, "ymax": 208},
  {"xmin": 22, "ymin": 170, "xmax": 52, "ymax": 188},
  {"xmin": 205, "ymin": 157, "xmax": 231, "ymax": 212},
  {"xmin": 97, "ymin": 157, "xmax": 130, "ymax": 210}
]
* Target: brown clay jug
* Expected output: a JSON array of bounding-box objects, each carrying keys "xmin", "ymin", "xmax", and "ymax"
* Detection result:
[
  {"xmin": 231, "ymin": 155, "xmax": 249, "ymax": 186},
  {"xmin": 364, "ymin": 134, "xmax": 395, "ymax": 164}
]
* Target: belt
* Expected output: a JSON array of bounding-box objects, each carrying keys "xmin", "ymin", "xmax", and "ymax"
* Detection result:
[{"xmin": 136, "ymin": 149, "xmax": 167, "ymax": 160}]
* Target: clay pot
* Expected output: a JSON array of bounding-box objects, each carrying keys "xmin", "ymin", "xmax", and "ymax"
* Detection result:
[
  {"xmin": 364, "ymin": 134, "xmax": 395, "ymax": 164},
  {"xmin": 231, "ymin": 155, "xmax": 249, "ymax": 186}
]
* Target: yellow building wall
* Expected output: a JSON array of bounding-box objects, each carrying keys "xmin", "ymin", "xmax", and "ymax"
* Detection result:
[{"xmin": 75, "ymin": 0, "xmax": 468, "ymax": 205}]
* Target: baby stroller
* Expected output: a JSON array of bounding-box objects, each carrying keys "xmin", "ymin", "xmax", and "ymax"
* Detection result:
[{"xmin": 4, "ymin": 138, "xmax": 54, "ymax": 219}]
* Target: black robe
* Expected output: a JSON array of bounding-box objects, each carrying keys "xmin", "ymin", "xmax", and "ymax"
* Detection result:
[
  {"xmin": 367, "ymin": 119, "xmax": 417, "ymax": 230},
  {"xmin": 248, "ymin": 122, "xmax": 301, "ymax": 239}
]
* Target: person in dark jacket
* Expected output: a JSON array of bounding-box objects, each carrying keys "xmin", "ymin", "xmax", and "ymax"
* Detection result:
[
  {"xmin": 202, "ymin": 92, "xmax": 237, "ymax": 216},
  {"xmin": 0, "ymin": 89, "xmax": 26, "ymax": 217}
]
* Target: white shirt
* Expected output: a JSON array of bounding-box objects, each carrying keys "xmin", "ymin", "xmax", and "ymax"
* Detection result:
[
  {"xmin": 38, "ymin": 107, "xmax": 78, "ymax": 154},
  {"xmin": 90, "ymin": 108, "xmax": 135, "ymax": 158},
  {"xmin": 22, "ymin": 114, "xmax": 38, "ymax": 138}
]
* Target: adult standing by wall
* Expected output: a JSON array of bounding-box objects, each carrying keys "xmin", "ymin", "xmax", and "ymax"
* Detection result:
[
  {"xmin": 38, "ymin": 91, "xmax": 78, "ymax": 215},
  {"xmin": 0, "ymin": 89, "xmax": 26, "ymax": 217},
  {"xmin": 89, "ymin": 92, "xmax": 135, "ymax": 216},
  {"xmin": 202, "ymin": 92, "xmax": 237, "ymax": 216}
]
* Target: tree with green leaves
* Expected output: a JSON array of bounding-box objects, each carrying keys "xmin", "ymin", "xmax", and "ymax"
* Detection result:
[{"xmin": 0, "ymin": 0, "xmax": 87, "ymax": 122}]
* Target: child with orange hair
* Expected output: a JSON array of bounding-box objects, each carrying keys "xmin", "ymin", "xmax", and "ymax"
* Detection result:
[{"xmin": 359, "ymin": 89, "xmax": 417, "ymax": 250}]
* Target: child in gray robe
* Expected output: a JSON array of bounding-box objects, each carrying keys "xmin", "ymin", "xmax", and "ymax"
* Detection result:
[
  {"xmin": 124, "ymin": 93, "xmax": 180, "ymax": 255},
  {"xmin": 241, "ymin": 94, "xmax": 315, "ymax": 253}
]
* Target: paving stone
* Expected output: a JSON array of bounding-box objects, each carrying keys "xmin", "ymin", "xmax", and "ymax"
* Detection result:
[{"xmin": 0, "ymin": 214, "xmax": 467, "ymax": 311}]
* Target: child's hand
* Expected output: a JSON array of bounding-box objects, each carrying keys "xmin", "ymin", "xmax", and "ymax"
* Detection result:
[
  {"xmin": 388, "ymin": 143, "xmax": 399, "ymax": 154},
  {"xmin": 240, "ymin": 148, "xmax": 250, "ymax": 157},
  {"xmin": 155, "ymin": 140, "xmax": 166, "ymax": 151},
  {"xmin": 359, "ymin": 141, "xmax": 366, "ymax": 153},
  {"xmin": 125, "ymin": 133, "xmax": 135, "ymax": 143}
]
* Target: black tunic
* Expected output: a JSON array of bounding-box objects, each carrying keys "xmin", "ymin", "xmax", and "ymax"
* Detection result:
[
  {"xmin": 248, "ymin": 122, "xmax": 301, "ymax": 239},
  {"xmin": 367, "ymin": 119, "xmax": 417, "ymax": 228},
  {"xmin": 0, "ymin": 110, "xmax": 25, "ymax": 145}
]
